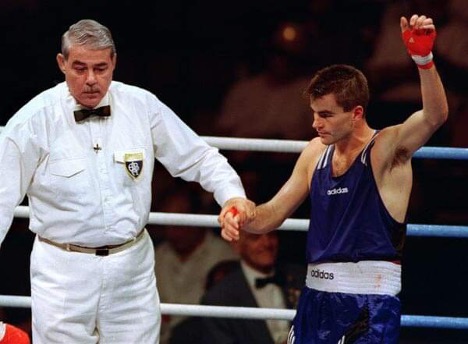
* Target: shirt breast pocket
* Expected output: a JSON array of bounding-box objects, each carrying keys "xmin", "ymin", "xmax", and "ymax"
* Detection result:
[{"xmin": 48, "ymin": 158, "xmax": 89, "ymax": 197}]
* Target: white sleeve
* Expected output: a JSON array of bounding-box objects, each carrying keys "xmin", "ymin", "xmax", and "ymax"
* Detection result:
[
  {"xmin": 150, "ymin": 98, "xmax": 246, "ymax": 206},
  {"xmin": 0, "ymin": 120, "xmax": 41, "ymax": 246}
]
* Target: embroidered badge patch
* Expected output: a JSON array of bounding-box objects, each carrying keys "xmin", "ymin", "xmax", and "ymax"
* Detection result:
[{"xmin": 124, "ymin": 152, "xmax": 143, "ymax": 179}]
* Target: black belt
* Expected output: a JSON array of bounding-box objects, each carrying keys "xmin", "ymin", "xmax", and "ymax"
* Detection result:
[{"xmin": 38, "ymin": 229, "xmax": 146, "ymax": 256}]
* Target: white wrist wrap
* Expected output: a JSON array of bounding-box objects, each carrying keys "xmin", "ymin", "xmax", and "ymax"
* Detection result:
[{"xmin": 411, "ymin": 52, "xmax": 433, "ymax": 66}]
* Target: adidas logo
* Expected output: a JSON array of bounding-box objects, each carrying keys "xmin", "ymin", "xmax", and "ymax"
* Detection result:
[
  {"xmin": 327, "ymin": 187, "xmax": 349, "ymax": 196},
  {"xmin": 310, "ymin": 268, "xmax": 334, "ymax": 280}
]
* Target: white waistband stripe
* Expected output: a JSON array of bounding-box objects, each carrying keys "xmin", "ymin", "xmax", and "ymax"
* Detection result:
[{"xmin": 306, "ymin": 261, "xmax": 401, "ymax": 296}]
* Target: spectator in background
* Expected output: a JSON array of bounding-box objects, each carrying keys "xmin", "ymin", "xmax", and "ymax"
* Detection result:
[
  {"xmin": 215, "ymin": 21, "xmax": 313, "ymax": 143},
  {"xmin": 214, "ymin": 21, "xmax": 316, "ymax": 206},
  {"xmin": 201, "ymin": 231, "xmax": 305, "ymax": 344},
  {"xmin": 167, "ymin": 259, "xmax": 240, "ymax": 344},
  {"xmin": 216, "ymin": 22, "xmax": 311, "ymax": 139},
  {"xmin": 154, "ymin": 186, "xmax": 239, "ymax": 344}
]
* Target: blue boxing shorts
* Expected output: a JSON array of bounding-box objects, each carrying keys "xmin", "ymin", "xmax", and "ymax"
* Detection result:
[{"xmin": 287, "ymin": 261, "xmax": 402, "ymax": 344}]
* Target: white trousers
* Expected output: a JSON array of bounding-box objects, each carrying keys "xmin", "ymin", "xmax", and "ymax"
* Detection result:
[{"xmin": 30, "ymin": 230, "xmax": 160, "ymax": 344}]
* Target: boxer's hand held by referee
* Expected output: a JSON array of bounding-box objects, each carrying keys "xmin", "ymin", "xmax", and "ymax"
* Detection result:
[
  {"xmin": 219, "ymin": 197, "xmax": 256, "ymax": 241},
  {"xmin": 221, "ymin": 210, "xmax": 241, "ymax": 242}
]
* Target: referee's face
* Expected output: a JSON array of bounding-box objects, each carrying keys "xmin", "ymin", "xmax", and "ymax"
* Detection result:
[{"xmin": 57, "ymin": 45, "xmax": 116, "ymax": 109}]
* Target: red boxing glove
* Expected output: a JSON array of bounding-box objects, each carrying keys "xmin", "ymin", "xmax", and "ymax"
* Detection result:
[
  {"xmin": 402, "ymin": 28, "xmax": 436, "ymax": 69},
  {"xmin": 0, "ymin": 324, "xmax": 30, "ymax": 344}
]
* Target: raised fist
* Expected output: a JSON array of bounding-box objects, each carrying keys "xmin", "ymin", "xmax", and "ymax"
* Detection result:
[{"xmin": 401, "ymin": 15, "xmax": 436, "ymax": 69}]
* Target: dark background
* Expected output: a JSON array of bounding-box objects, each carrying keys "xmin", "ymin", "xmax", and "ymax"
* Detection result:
[{"xmin": 0, "ymin": 0, "xmax": 467, "ymax": 342}]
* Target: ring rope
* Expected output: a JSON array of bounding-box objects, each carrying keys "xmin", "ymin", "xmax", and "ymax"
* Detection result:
[
  {"xmin": 202, "ymin": 136, "xmax": 468, "ymax": 160},
  {"xmin": 0, "ymin": 295, "xmax": 467, "ymax": 330},
  {"xmin": 1, "ymin": 128, "xmax": 468, "ymax": 159},
  {"xmin": 11, "ymin": 207, "xmax": 468, "ymax": 238}
]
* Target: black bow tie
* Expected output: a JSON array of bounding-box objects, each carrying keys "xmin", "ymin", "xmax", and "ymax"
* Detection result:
[
  {"xmin": 255, "ymin": 273, "xmax": 285, "ymax": 289},
  {"xmin": 74, "ymin": 105, "xmax": 111, "ymax": 122}
]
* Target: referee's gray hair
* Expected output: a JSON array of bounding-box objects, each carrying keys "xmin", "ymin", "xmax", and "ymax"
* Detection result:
[{"xmin": 61, "ymin": 19, "xmax": 116, "ymax": 59}]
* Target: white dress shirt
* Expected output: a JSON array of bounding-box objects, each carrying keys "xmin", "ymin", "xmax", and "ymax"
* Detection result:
[{"xmin": 0, "ymin": 81, "xmax": 245, "ymax": 247}]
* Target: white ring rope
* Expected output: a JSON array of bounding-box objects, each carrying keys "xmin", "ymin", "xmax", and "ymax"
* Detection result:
[
  {"xmin": 1, "ymin": 127, "xmax": 468, "ymax": 159},
  {"xmin": 1, "ymin": 295, "xmax": 468, "ymax": 330},
  {"xmin": 12, "ymin": 207, "xmax": 468, "ymax": 238},
  {"xmin": 202, "ymin": 136, "xmax": 468, "ymax": 160}
]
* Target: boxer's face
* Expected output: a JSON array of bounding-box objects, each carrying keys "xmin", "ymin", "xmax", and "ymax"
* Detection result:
[{"xmin": 311, "ymin": 93, "xmax": 362, "ymax": 145}]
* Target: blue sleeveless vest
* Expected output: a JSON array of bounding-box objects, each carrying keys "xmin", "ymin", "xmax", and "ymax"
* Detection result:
[{"xmin": 307, "ymin": 136, "xmax": 406, "ymax": 263}]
